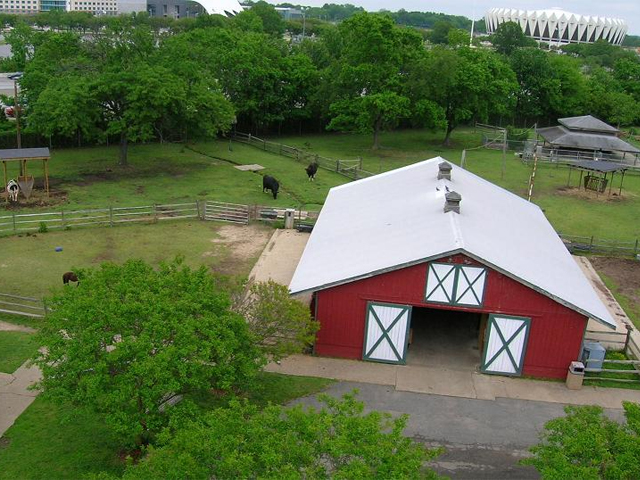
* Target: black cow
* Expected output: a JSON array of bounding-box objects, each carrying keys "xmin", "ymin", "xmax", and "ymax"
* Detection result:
[
  {"xmin": 262, "ymin": 175, "xmax": 279, "ymax": 199},
  {"xmin": 62, "ymin": 271, "xmax": 79, "ymax": 285},
  {"xmin": 305, "ymin": 162, "xmax": 318, "ymax": 181}
]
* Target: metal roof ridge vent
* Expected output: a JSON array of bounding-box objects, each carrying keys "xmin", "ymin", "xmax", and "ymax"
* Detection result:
[
  {"xmin": 444, "ymin": 191, "xmax": 462, "ymax": 214},
  {"xmin": 437, "ymin": 162, "xmax": 452, "ymax": 180}
]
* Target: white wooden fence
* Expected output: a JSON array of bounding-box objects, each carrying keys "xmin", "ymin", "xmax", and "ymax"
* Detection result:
[{"xmin": 0, "ymin": 292, "xmax": 46, "ymax": 318}]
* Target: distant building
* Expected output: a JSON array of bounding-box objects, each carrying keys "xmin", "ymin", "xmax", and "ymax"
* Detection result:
[
  {"xmin": 485, "ymin": 8, "xmax": 628, "ymax": 46},
  {"xmin": 0, "ymin": 0, "xmax": 239, "ymax": 16},
  {"xmin": 275, "ymin": 6, "xmax": 302, "ymax": 21}
]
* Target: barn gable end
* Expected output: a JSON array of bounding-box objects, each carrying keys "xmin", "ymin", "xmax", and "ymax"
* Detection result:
[{"xmin": 315, "ymin": 254, "xmax": 587, "ymax": 379}]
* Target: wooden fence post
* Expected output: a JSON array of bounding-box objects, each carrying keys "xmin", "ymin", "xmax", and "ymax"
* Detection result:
[
  {"xmin": 109, "ymin": 206, "xmax": 114, "ymax": 227},
  {"xmin": 61, "ymin": 208, "xmax": 65, "ymax": 229},
  {"xmin": 624, "ymin": 324, "xmax": 633, "ymax": 354},
  {"xmin": 634, "ymin": 239, "xmax": 638, "ymax": 257},
  {"xmin": 336, "ymin": 160, "xmax": 340, "ymax": 172},
  {"xmin": 263, "ymin": 139, "xmax": 267, "ymax": 150},
  {"xmin": 153, "ymin": 204, "xmax": 158, "ymax": 223},
  {"xmin": 12, "ymin": 212, "xmax": 16, "ymax": 233},
  {"xmin": 358, "ymin": 156, "xmax": 362, "ymax": 170}
]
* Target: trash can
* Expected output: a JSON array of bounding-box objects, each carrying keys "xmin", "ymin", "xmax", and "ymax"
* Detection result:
[
  {"xmin": 284, "ymin": 208, "xmax": 295, "ymax": 229},
  {"xmin": 566, "ymin": 361, "xmax": 585, "ymax": 390}
]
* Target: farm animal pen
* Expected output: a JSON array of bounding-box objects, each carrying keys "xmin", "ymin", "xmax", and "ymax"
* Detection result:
[{"xmin": 290, "ymin": 159, "xmax": 617, "ymax": 379}]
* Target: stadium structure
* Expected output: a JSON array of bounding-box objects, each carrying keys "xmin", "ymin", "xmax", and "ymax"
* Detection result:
[{"xmin": 485, "ymin": 8, "xmax": 628, "ymax": 46}]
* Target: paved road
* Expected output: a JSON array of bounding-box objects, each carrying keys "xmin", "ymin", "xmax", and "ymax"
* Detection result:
[{"xmin": 293, "ymin": 381, "xmax": 625, "ymax": 479}]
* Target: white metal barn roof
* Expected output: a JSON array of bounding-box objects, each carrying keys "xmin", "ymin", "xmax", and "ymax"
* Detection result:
[{"xmin": 289, "ymin": 158, "xmax": 615, "ymax": 328}]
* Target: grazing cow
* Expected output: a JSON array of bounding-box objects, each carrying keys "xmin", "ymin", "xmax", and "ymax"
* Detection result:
[
  {"xmin": 6, "ymin": 179, "xmax": 19, "ymax": 202},
  {"xmin": 305, "ymin": 162, "xmax": 318, "ymax": 181},
  {"xmin": 262, "ymin": 175, "xmax": 279, "ymax": 200},
  {"xmin": 62, "ymin": 271, "xmax": 79, "ymax": 285}
]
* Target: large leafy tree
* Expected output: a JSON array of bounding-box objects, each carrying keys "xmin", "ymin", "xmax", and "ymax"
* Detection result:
[
  {"xmin": 324, "ymin": 13, "xmax": 423, "ymax": 149},
  {"xmin": 33, "ymin": 259, "xmax": 264, "ymax": 448},
  {"xmin": 118, "ymin": 393, "xmax": 444, "ymax": 479},
  {"xmin": 409, "ymin": 46, "xmax": 517, "ymax": 145},
  {"xmin": 525, "ymin": 402, "xmax": 640, "ymax": 479},
  {"xmin": 489, "ymin": 21, "xmax": 536, "ymax": 56}
]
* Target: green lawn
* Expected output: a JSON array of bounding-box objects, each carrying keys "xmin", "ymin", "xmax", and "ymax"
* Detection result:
[
  {"xmin": 0, "ymin": 373, "xmax": 334, "ymax": 480},
  {"xmin": 0, "ymin": 221, "xmax": 271, "ymax": 298},
  {"xmin": 0, "ymin": 331, "xmax": 38, "ymax": 373}
]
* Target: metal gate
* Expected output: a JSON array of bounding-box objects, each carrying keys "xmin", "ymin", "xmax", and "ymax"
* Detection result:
[
  {"xmin": 203, "ymin": 201, "xmax": 249, "ymax": 224},
  {"xmin": 481, "ymin": 314, "xmax": 530, "ymax": 376},
  {"xmin": 363, "ymin": 302, "xmax": 412, "ymax": 364}
]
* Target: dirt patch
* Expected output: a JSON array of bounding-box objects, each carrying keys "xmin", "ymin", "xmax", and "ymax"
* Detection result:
[
  {"xmin": 556, "ymin": 186, "xmax": 634, "ymax": 202},
  {"xmin": 0, "ymin": 320, "xmax": 37, "ymax": 333},
  {"xmin": 1, "ymin": 189, "xmax": 68, "ymax": 210},
  {"xmin": 205, "ymin": 224, "xmax": 272, "ymax": 275},
  {"xmin": 590, "ymin": 257, "xmax": 640, "ymax": 298},
  {"xmin": 590, "ymin": 257, "xmax": 640, "ymax": 325}
]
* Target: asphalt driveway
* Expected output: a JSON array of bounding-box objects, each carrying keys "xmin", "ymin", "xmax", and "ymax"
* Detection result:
[{"xmin": 293, "ymin": 381, "xmax": 625, "ymax": 479}]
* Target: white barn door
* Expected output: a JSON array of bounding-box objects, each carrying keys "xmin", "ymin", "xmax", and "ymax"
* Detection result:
[
  {"xmin": 363, "ymin": 302, "xmax": 412, "ymax": 364},
  {"xmin": 481, "ymin": 315, "xmax": 531, "ymax": 376}
]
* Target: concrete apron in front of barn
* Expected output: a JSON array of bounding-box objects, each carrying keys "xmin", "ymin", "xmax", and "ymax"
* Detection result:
[
  {"xmin": 252, "ymin": 229, "xmax": 640, "ymax": 410},
  {"xmin": 265, "ymin": 355, "xmax": 640, "ymax": 409}
]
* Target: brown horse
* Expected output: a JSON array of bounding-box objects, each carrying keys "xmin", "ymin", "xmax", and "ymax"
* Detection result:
[{"xmin": 62, "ymin": 271, "xmax": 79, "ymax": 285}]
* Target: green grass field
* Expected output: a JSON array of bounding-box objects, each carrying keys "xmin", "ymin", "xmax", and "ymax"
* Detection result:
[
  {"xmin": 0, "ymin": 373, "xmax": 334, "ymax": 480},
  {"xmin": 3, "ymin": 128, "xmax": 640, "ymax": 240},
  {"xmin": 0, "ymin": 331, "xmax": 38, "ymax": 373},
  {"xmin": 0, "ymin": 221, "xmax": 272, "ymax": 298}
]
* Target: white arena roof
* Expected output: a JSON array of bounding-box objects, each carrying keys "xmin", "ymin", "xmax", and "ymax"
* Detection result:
[
  {"xmin": 289, "ymin": 158, "xmax": 615, "ymax": 329},
  {"xmin": 485, "ymin": 7, "xmax": 628, "ymax": 45}
]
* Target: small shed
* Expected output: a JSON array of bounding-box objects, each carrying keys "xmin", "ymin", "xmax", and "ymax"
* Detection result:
[
  {"xmin": 0, "ymin": 147, "xmax": 51, "ymax": 202},
  {"xmin": 289, "ymin": 158, "xmax": 615, "ymax": 379}
]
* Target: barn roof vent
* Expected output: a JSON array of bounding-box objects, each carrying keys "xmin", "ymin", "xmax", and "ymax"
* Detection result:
[
  {"xmin": 444, "ymin": 191, "xmax": 462, "ymax": 214},
  {"xmin": 438, "ymin": 162, "xmax": 452, "ymax": 180}
]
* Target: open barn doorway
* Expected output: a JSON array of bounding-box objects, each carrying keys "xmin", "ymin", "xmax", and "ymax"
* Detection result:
[{"xmin": 406, "ymin": 307, "xmax": 485, "ymax": 370}]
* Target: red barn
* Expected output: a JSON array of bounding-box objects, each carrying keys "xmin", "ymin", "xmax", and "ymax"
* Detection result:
[{"xmin": 289, "ymin": 158, "xmax": 615, "ymax": 379}]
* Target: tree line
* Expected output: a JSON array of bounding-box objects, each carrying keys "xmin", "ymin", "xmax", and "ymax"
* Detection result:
[{"xmin": 2, "ymin": 9, "xmax": 639, "ymax": 164}]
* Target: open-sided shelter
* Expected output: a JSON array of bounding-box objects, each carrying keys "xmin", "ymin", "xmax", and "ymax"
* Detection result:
[
  {"xmin": 0, "ymin": 147, "xmax": 51, "ymax": 202},
  {"xmin": 289, "ymin": 158, "xmax": 615, "ymax": 379}
]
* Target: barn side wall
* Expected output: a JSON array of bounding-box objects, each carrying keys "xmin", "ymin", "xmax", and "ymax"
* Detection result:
[{"xmin": 314, "ymin": 254, "xmax": 588, "ymax": 379}]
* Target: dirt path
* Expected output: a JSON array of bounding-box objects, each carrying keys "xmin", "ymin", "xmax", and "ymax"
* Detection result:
[
  {"xmin": 205, "ymin": 224, "xmax": 273, "ymax": 276},
  {"xmin": 0, "ymin": 321, "xmax": 36, "ymax": 333}
]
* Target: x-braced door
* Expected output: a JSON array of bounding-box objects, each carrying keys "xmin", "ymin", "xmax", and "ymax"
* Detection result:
[
  {"xmin": 481, "ymin": 315, "xmax": 531, "ymax": 376},
  {"xmin": 363, "ymin": 302, "xmax": 412, "ymax": 364},
  {"xmin": 425, "ymin": 263, "xmax": 487, "ymax": 307}
]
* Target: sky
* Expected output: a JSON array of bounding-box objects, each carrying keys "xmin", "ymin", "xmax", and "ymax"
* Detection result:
[{"xmin": 270, "ymin": 1, "xmax": 640, "ymax": 35}]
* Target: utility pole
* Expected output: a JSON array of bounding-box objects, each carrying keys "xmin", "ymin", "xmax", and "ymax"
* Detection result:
[{"xmin": 11, "ymin": 76, "xmax": 21, "ymax": 149}]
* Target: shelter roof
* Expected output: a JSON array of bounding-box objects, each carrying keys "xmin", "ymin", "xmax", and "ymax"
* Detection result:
[
  {"xmin": 570, "ymin": 160, "xmax": 628, "ymax": 173},
  {"xmin": 537, "ymin": 126, "xmax": 640, "ymax": 154},
  {"xmin": 559, "ymin": 115, "xmax": 619, "ymax": 134},
  {"xmin": 0, "ymin": 147, "xmax": 50, "ymax": 161},
  {"xmin": 289, "ymin": 158, "xmax": 615, "ymax": 329}
]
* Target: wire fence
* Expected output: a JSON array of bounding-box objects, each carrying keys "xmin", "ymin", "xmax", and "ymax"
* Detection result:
[
  {"xmin": 559, "ymin": 234, "xmax": 640, "ymax": 257},
  {"xmin": 231, "ymin": 132, "xmax": 376, "ymax": 181}
]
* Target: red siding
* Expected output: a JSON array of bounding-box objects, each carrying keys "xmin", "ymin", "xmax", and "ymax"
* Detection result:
[{"xmin": 314, "ymin": 254, "xmax": 587, "ymax": 379}]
